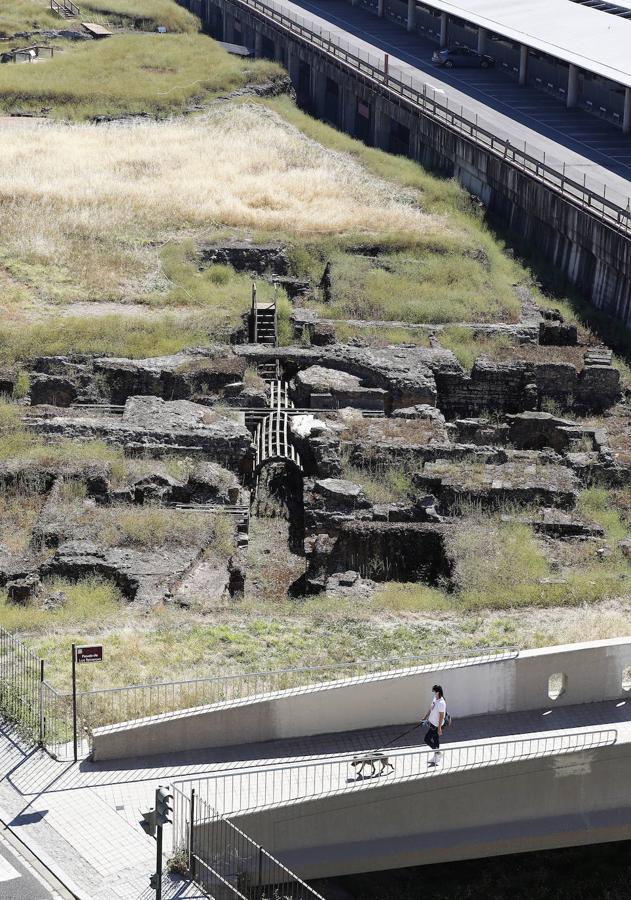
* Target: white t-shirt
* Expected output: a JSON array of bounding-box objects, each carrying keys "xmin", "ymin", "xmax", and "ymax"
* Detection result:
[{"xmin": 428, "ymin": 696, "xmax": 446, "ymax": 727}]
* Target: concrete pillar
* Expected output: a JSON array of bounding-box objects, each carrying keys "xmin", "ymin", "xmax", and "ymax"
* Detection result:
[
  {"xmin": 373, "ymin": 95, "xmax": 390, "ymax": 150},
  {"xmin": 439, "ymin": 12, "xmax": 448, "ymax": 47},
  {"xmin": 377, "ymin": 0, "xmax": 384, "ymax": 17},
  {"xmin": 407, "ymin": 0, "xmax": 415, "ymax": 32},
  {"xmin": 519, "ymin": 44, "xmax": 528, "ymax": 86},
  {"xmin": 340, "ymin": 86, "xmax": 356, "ymax": 134},
  {"xmin": 287, "ymin": 42, "xmax": 300, "ymax": 85},
  {"xmin": 623, "ymin": 87, "xmax": 631, "ymax": 135},
  {"xmin": 312, "ymin": 67, "xmax": 327, "ymax": 119},
  {"xmin": 224, "ymin": 11, "xmax": 234, "ymax": 43},
  {"xmin": 254, "ymin": 29, "xmax": 262, "ymax": 58},
  {"xmin": 567, "ymin": 63, "xmax": 579, "ymax": 108},
  {"xmin": 477, "ymin": 27, "xmax": 487, "ymax": 55}
]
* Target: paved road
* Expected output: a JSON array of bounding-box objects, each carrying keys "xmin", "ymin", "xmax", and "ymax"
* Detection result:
[
  {"xmin": 269, "ymin": 0, "xmax": 631, "ymax": 203},
  {"xmin": 0, "ymin": 831, "xmax": 62, "ymax": 900}
]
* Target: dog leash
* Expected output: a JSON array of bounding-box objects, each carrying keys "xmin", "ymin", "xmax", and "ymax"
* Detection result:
[{"xmin": 372, "ymin": 720, "xmax": 425, "ymax": 754}]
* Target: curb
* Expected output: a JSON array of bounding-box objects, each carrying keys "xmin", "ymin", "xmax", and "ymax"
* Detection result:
[{"xmin": 0, "ymin": 805, "xmax": 90, "ymax": 900}]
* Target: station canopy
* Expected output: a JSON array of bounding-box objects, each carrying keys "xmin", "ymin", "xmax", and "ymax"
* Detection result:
[{"xmin": 424, "ymin": 0, "xmax": 631, "ymax": 89}]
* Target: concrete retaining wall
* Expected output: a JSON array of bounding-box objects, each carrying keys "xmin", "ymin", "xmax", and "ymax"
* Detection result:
[
  {"xmin": 179, "ymin": 0, "xmax": 631, "ymax": 330},
  {"xmin": 92, "ymin": 638, "xmax": 631, "ymax": 760}
]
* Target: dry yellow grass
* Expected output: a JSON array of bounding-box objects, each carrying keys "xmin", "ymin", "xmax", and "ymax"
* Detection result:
[{"xmin": 0, "ymin": 103, "xmax": 446, "ymax": 312}]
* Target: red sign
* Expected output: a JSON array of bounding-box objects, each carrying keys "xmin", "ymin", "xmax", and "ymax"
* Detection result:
[{"xmin": 75, "ymin": 645, "xmax": 103, "ymax": 663}]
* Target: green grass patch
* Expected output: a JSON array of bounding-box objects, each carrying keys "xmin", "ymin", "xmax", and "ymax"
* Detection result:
[
  {"xmin": 286, "ymin": 240, "xmax": 520, "ymax": 325},
  {"xmin": 342, "ymin": 462, "xmax": 413, "ymax": 504},
  {"xmin": 333, "ymin": 323, "xmax": 430, "ymax": 347},
  {"xmin": 0, "ymin": 577, "xmax": 122, "ymax": 634},
  {"xmin": 439, "ymin": 325, "xmax": 514, "ymax": 370},
  {"xmin": 0, "ymin": 34, "xmax": 282, "ymax": 119},
  {"xmin": 0, "ymin": 0, "xmax": 61, "ymax": 36},
  {"xmin": 0, "ymin": 313, "xmax": 214, "ymax": 367},
  {"xmin": 81, "ymin": 0, "xmax": 199, "ymax": 31}
]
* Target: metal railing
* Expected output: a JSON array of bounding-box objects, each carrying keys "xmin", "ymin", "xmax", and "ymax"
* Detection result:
[
  {"xmin": 0, "ymin": 626, "xmax": 43, "ymax": 743},
  {"xmin": 221, "ymin": 0, "xmax": 631, "ymax": 235},
  {"xmin": 179, "ymin": 727, "xmax": 618, "ymax": 816},
  {"xmin": 173, "ymin": 787, "xmax": 326, "ymax": 899},
  {"xmin": 62, "ymin": 647, "xmax": 518, "ymax": 759}
]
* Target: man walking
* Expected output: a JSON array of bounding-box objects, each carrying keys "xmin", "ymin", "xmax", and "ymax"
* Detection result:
[{"xmin": 423, "ymin": 684, "xmax": 446, "ymax": 767}]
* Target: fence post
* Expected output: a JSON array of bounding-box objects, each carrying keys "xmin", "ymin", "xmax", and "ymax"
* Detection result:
[
  {"xmin": 71, "ymin": 643, "xmax": 78, "ymax": 763},
  {"xmin": 188, "ymin": 789, "xmax": 196, "ymax": 879},
  {"xmin": 39, "ymin": 659, "xmax": 45, "ymax": 747}
]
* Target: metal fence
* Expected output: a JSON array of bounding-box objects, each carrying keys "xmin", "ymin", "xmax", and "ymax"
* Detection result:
[
  {"xmin": 173, "ymin": 786, "xmax": 326, "ymax": 899},
  {"xmin": 0, "ymin": 626, "xmax": 43, "ymax": 743},
  {"xmin": 222, "ymin": 0, "xmax": 631, "ymax": 235},
  {"xmin": 179, "ymin": 727, "xmax": 618, "ymax": 816}
]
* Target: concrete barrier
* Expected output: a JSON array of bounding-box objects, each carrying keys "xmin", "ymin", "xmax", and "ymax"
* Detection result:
[{"xmin": 92, "ymin": 638, "xmax": 631, "ymax": 760}]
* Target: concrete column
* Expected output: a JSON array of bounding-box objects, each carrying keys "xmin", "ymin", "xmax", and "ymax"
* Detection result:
[
  {"xmin": 340, "ymin": 86, "xmax": 356, "ymax": 134},
  {"xmin": 567, "ymin": 63, "xmax": 579, "ymax": 108},
  {"xmin": 519, "ymin": 44, "xmax": 528, "ymax": 86},
  {"xmin": 377, "ymin": 0, "xmax": 384, "ymax": 17},
  {"xmin": 224, "ymin": 11, "xmax": 234, "ymax": 43},
  {"xmin": 286, "ymin": 42, "xmax": 300, "ymax": 85},
  {"xmin": 254, "ymin": 29, "xmax": 262, "ymax": 58},
  {"xmin": 373, "ymin": 95, "xmax": 390, "ymax": 150},
  {"xmin": 477, "ymin": 27, "xmax": 487, "ymax": 54},
  {"xmin": 439, "ymin": 12, "xmax": 448, "ymax": 47},
  {"xmin": 407, "ymin": 0, "xmax": 415, "ymax": 32},
  {"xmin": 312, "ymin": 67, "xmax": 327, "ymax": 119},
  {"xmin": 623, "ymin": 87, "xmax": 631, "ymax": 135}
]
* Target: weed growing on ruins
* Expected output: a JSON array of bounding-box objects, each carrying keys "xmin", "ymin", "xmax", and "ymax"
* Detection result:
[
  {"xmin": 158, "ymin": 241, "xmax": 277, "ymax": 314},
  {"xmin": 0, "ymin": 577, "xmax": 122, "ymax": 634},
  {"xmin": 0, "ymin": 315, "xmax": 214, "ymax": 368},
  {"xmin": 341, "ymin": 461, "xmax": 414, "ymax": 503},
  {"xmin": 0, "ymin": 485, "xmax": 46, "ymax": 555},
  {"xmin": 311, "ymin": 248, "xmax": 520, "ymax": 325},
  {"xmin": 0, "ymin": 36, "xmax": 282, "ymax": 119},
  {"xmin": 333, "ymin": 323, "xmax": 430, "ymax": 347},
  {"xmin": 439, "ymin": 326, "xmax": 514, "ymax": 370},
  {"xmin": 276, "ymin": 294, "xmax": 294, "ymax": 346}
]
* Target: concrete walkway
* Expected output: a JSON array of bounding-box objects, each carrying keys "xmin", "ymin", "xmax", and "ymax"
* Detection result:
[
  {"xmin": 1, "ymin": 698, "xmax": 630, "ymax": 897},
  {"xmin": 262, "ymin": 0, "xmax": 631, "ymax": 205}
]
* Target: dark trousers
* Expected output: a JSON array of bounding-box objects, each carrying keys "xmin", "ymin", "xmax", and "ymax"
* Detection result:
[{"xmin": 424, "ymin": 724, "xmax": 440, "ymax": 751}]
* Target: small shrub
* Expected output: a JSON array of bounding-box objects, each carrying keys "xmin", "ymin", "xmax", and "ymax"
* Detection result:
[{"xmin": 276, "ymin": 292, "xmax": 293, "ymax": 346}]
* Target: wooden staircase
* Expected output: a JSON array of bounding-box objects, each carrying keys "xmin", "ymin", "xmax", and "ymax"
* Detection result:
[
  {"xmin": 51, "ymin": 0, "xmax": 80, "ymax": 18},
  {"xmin": 250, "ymin": 284, "xmax": 279, "ymax": 381}
]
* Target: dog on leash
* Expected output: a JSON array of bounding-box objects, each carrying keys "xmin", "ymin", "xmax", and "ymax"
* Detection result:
[{"xmin": 351, "ymin": 751, "xmax": 395, "ymax": 777}]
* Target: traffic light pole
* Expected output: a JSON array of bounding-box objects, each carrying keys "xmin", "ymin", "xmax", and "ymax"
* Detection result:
[{"xmin": 155, "ymin": 823, "xmax": 163, "ymax": 900}]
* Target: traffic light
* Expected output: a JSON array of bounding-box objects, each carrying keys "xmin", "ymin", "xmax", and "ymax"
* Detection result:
[
  {"xmin": 155, "ymin": 786, "xmax": 173, "ymax": 826},
  {"xmin": 140, "ymin": 808, "xmax": 157, "ymax": 838}
]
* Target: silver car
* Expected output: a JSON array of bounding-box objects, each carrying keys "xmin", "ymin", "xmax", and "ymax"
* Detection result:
[{"xmin": 432, "ymin": 46, "xmax": 495, "ymax": 69}]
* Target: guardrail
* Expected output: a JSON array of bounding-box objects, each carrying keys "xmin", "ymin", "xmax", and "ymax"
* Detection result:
[
  {"xmin": 221, "ymin": 0, "xmax": 631, "ymax": 236},
  {"xmin": 178, "ymin": 727, "xmax": 618, "ymax": 816}
]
